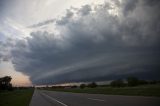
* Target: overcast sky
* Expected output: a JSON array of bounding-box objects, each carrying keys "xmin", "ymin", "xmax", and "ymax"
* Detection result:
[{"xmin": 0, "ymin": 0, "xmax": 160, "ymax": 85}]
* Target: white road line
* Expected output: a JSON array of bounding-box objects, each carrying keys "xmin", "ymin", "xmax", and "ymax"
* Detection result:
[
  {"xmin": 42, "ymin": 93, "xmax": 68, "ymax": 106},
  {"xmin": 87, "ymin": 98, "xmax": 105, "ymax": 102}
]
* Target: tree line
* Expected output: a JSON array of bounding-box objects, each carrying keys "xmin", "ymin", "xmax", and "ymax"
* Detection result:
[
  {"xmin": 43, "ymin": 77, "xmax": 160, "ymax": 90},
  {"xmin": 110, "ymin": 77, "xmax": 160, "ymax": 87},
  {"xmin": 79, "ymin": 77, "xmax": 160, "ymax": 88}
]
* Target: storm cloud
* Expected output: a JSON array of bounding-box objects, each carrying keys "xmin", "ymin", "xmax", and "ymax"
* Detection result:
[{"xmin": 12, "ymin": 0, "xmax": 160, "ymax": 85}]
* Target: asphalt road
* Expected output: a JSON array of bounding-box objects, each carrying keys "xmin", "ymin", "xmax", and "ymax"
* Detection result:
[{"xmin": 29, "ymin": 89, "xmax": 160, "ymax": 106}]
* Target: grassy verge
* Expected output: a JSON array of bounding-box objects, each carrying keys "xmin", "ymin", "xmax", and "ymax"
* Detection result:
[
  {"xmin": 0, "ymin": 89, "xmax": 34, "ymax": 106},
  {"xmin": 45, "ymin": 84, "xmax": 160, "ymax": 97}
]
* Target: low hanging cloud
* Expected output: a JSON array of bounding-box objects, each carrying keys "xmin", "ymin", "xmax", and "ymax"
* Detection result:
[{"xmin": 12, "ymin": 0, "xmax": 160, "ymax": 85}]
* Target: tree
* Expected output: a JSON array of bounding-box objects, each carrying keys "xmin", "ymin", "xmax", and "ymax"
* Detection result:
[
  {"xmin": 87, "ymin": 82, "xmax": 97, "ymax": 88},
  {"xmin": 138, "ymin": 80, "xmax": 148, "ymax": 85},
  {"xmin": 80, "ymin": 84, "xmax": 86, "ymax": 89},
  {"xmin": 0, "ymin": 76, "xmax": 13, "ymax": 90},
  {"xmin": 71, "ymin": 85, "xmax": 77, "ymax": 88},
  {"xmin": 127, "ymin": 77, "xmax": 139, "ymax": 86},
  {"xmin": 110, "ymin": 79, "xmax": 125, "ymax": 87}
]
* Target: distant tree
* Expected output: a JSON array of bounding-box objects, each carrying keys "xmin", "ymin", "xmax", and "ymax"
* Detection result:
[
  {"xmin": 0, "ymin": 76, "xmax": 13, "ymax": 90},
  {"xmin": 80, "ymin": 84, "xmax": 86, "ymax": 89},
  {"xmin": 110, "ymin": 79, "xmax": 125, "ymax": 87},
  {"xmin": 138, "ymin": 80, "xmax": 148, "ymax": 85},
  {"xmin": 127, "ymin": 77, "xmax": 139, "ymax": 86},
  {"xmin": 87, "ymin": 82, "xmax": 97, "ymax": 88},
  {"xmin": 149, "ymin": 80, "xmax": 158, "ymax": 84},
  {"xmin": 71, "ymin": 85, "xmax": 77, "ymax": 88}
]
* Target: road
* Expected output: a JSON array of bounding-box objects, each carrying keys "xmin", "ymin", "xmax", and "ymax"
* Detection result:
[{"xmin": 30, "ymin": 89, "xmax": 160, "ymax": 106}]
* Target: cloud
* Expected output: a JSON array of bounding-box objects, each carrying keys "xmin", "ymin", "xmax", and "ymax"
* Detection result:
[
  {"xmin": 78, "ymin": 5, "xmax": 92, "ymax": 16},
  {"xmin": 122, "ymin": 0, "xmax": 138, "ymax": 16},
  {"xmin": 12, "ymin": 0, "xmax": 160, "ymax": 85},
  {"xmin": 28, "ymin": 19, "xmax": 55, "ymax": 28},
  {"xmin": 0, "ymin": 35, "xmax": 14, "ymax": 62},
  {"xmin": 56, "ymin": 9, "xmax": 74, "ymax": 25}
]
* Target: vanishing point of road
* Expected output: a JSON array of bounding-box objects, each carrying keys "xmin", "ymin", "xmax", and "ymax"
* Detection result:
[{"xmin": 30, "ymin": 89, "xmax": 160, "ymax": 106}]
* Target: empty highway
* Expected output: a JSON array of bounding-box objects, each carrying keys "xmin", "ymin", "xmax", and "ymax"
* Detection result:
[{"xmin": 30, "ymin": 89, "xmax": 160, "ymax": 106}]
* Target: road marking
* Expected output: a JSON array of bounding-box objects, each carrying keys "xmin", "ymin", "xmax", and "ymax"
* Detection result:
[
  {"xmin": 42, "ymin": 93, "xmax": 68, "ymax": 106},
  {"xmin": 87, "ymin": 98, "xmax": 105, "ymax": 102}
]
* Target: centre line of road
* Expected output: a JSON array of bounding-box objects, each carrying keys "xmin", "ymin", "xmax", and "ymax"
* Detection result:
[
  {"xmin": 87, "ymin": 98, "xmax": 105, "ymax": 102},
  {"xmin": 42, "ymin": 93, "xmax": 68, "ymax": 106}
]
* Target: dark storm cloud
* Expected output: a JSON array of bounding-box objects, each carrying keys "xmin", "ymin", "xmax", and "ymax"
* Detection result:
[{"xmin": 12, "ymin": 0, "xmax": 160, "ymax": 85}]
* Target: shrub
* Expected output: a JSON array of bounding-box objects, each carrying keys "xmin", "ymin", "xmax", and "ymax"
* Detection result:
[
  {"xmin": 127, "ymin": 77, "xmax": 139, "ymax": 86},
  {"xmin": 80, "ymin": 84, "xmax": 86, "ymax": 89},
  {"xmin": 110, "ymin": 79, "xmax": 125, "ymax": 87},
  {"xmin": 87, "ymin": 82, "xmax": 97, "ymax": 88}
]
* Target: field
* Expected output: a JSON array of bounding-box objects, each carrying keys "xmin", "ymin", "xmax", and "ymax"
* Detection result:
[
  {"xmin": 45, "ymin": 84, "xmax": 160, "ymax": 97},
  {"xmin": 0, "ymin": 89, "xmax": 34, "ymax": 106}
]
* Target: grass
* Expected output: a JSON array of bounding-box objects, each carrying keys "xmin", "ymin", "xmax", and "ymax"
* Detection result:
[
  {"xmin": 45, "ymin": 84, "xmax": 160, "ymax": 97},
  {"xmin": 0, "ymin": 89, "xmax": 34, "ymax": 106}
]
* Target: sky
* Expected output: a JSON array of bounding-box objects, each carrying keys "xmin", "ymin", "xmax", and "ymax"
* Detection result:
[{"xmin": 0, "ymin": 0, "xmax": 160, "ymax": 86}]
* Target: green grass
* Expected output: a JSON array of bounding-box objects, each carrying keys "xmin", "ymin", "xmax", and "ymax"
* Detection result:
[
  {"xmin": 46, "ymin": 84, "xmax": 160, "ymax": 97},
  {"xmin": 0, "ymin": 89, "xmax": 34, "ymax": 106}
]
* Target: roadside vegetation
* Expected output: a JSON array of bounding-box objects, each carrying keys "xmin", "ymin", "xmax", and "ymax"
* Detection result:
[
  {"xmin": 44, "ymin": 84, "xmax": 160, "ymax": 97},
  {"xmin": 0, "ymin": 76, "xmax": 34, "ymax": 106},
  {"xmin": 0, "ymin": 89, "xmax": 34, "ymax": 106},
  {"xmin": 41, "ymin": 77, "xmax": 160, "ymax": 97}
]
